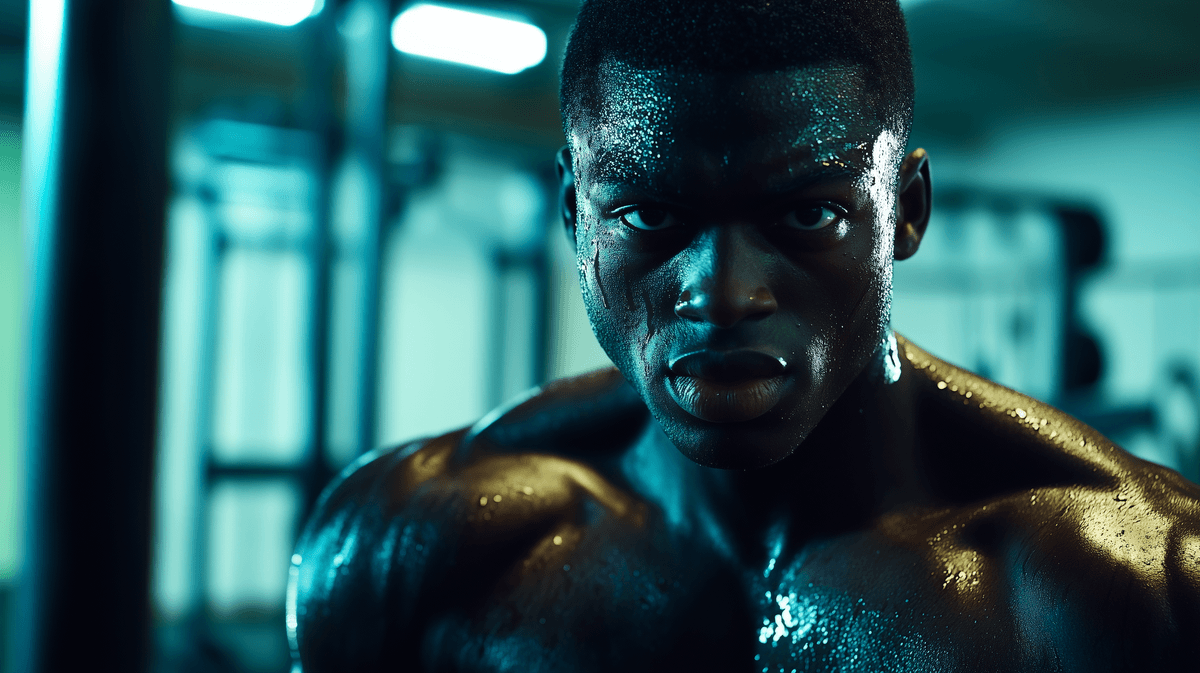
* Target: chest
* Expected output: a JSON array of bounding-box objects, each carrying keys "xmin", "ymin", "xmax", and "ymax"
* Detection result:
[{"xmin": 424, "ymin": 521, "xmax": 989, "ymax": 672}]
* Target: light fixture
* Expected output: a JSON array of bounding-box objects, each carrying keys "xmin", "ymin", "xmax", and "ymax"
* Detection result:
[
  {"xmin": 391, "ymin": 3, "xmax": 547, "ymax": 75},
  {"xmin": 172, "ymin": 0, "xmax": 321, "ymax": 27}
]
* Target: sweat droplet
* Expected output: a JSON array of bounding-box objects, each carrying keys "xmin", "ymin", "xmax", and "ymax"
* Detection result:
[
  {"xmin": 479, "ymin": 496, "xmax": 488, "ymax": 506},
  {"xmin": 493, "ymin": 494, "xmax": 502, "ymax": 502},
  {"xmin": 553, "ymin": 535, "xmax": 563, "ymax": 545}
]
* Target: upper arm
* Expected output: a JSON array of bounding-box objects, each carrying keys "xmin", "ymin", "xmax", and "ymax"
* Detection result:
[
  {"xmin": 288, "ymin": 433, "xmax": 463, "ymax": 673},
  {"xmin": 286, "ymin": 423, "xmax": 645, "ymax": 672},
  {"xmin": 1014, "ymin": 477, "xmax": 1200, "ymax": 671},
  {"xmin": 1163, "ymin": 492, "xmax": 1200, "ymax": 668}
]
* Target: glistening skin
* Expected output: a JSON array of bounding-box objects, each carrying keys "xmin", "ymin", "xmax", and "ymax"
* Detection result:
[
  {"xmin": 561, "ymin": 64, "xmax": 928, "ymax": 469},
  {"xmin": 289, "ymin": 31, "xmax": 1200, "ymax": 673}
]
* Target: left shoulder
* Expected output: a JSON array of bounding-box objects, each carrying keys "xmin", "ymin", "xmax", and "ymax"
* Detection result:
[
  {"xmin": 995, "ymin": 464, "xmax": 1200, "ymax": 670},
  {"xmin": 898, "ymin": 336, "xmax": 1200, "ymax": 668}
]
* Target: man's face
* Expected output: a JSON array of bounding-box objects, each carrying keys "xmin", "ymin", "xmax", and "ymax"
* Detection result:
[{"xmin": 567, "ymin": 62, "xmax": 910, "ymax": 470}]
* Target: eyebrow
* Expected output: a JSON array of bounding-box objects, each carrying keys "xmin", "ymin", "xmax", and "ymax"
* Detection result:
[
  {"xmin": 755, "ymin": 145, "xmax": 867, "ymax": 176},
  {"xmin": 588, "ymin": 138, "xmax": 868, "ymax": 179},
  {"xmin": 587, "ymin": 166, "xmax": 861, "ymax": 218},
  {"xmin": 761, "ymin": 160, "xmax": 861, "ymax": 189},
  {"xmin": 587, "ymin": 162, "xmax": 861, "ymax": 195}
]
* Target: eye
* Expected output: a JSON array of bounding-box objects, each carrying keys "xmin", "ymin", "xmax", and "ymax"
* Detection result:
[
  {"xmin": 620, "ymin": 208, "xmax": 679, "ymax": 231},
  {"xmin": 782, "ymin": 205, "xmax": 842, "ymax": 231}
]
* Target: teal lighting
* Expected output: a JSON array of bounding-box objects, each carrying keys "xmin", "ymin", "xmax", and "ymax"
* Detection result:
[
  {"xmin": 172, "ymin": 0, "xmax": 322, "ymax": 27},
  {"xmin": 391, "ymin": 3, "xmax": 547, "ymax": 75}
]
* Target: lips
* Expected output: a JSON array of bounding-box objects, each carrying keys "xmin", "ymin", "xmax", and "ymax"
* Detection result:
[{"xmin": 665, "ymin": 349, "xmax": 789, "ymax": 423}]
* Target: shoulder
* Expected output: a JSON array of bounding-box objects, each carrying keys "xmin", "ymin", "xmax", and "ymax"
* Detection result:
[
  {"xmin": 464, "ymin": 365, "xmax": 649, "ymax": 456},
  {"xmin": 975, "ymin": 465, "xmax": 1200, "ymax": 670},
  {"xmin": 285, "ymin": 428, "xmax": 461, "ymax": 672},
  {"xmin": 896, "ymin": 336, "xmax": 1200, "ymax": 669},
  {"xmin": 898, "ymin": 334, "xmax": 1184, "ymax": 502},
  {"xmin": 288, "ymin": 367, "xmax": 650, "ymax": 672}
]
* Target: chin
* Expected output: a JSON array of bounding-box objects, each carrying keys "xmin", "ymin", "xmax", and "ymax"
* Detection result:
[
  {"xmin": 650, "ymin": 401, "xmax": 820, "ymax": 470},
  {"xmin": 615, "ymin": 355, "xmax": 835, "ymax": 470}
]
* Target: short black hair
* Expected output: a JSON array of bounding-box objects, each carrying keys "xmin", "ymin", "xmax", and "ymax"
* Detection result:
[{"xmin": 560, "ymin": 0, "xmax": 914, "ymax": 140}]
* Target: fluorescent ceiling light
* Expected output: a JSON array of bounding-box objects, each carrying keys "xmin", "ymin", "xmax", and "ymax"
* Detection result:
[
  {"xmin": 173, "ymin": 0, "xmax": 320, "ymax": 27},
  {"xmin": 391, "ymin": 3, "xmax": 547, "ymax": 75}
]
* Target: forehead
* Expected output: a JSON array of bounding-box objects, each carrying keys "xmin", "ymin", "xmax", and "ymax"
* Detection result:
[{"xmin": 573, "ymin": 61, "xmax": 883, "ymax": 191}]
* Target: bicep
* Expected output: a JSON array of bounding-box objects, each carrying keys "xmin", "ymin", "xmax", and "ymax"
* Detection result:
[
  {"xmin": 289, "ymin": 441, "xmax": 462, "ymax": 673},
  {"xmin": 1164, "ymin": 525, "xmax": 1200, "ymax": 668},
  {"xmin": 288, "ymin": 435, "xmax": 643, "ymax": 672}
]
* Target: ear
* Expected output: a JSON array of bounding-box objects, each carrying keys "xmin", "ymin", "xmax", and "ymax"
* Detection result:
[
  {"xmin": 893, "ymin": 148, "xmax": 931, "ymax": 261},
  {"xmin": 556, "ymin": 145, "xmax": 578, "ymax": 251}
]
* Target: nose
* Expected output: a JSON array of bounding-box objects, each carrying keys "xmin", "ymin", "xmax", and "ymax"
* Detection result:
[{"xmin": 674, "ymin": 225, "xmax": 778, "ymax": 328}]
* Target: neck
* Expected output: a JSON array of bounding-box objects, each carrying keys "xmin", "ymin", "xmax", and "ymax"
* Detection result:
[{"xmin": 692, "ymin": 352, "xmax": 926, "ymax": 562}]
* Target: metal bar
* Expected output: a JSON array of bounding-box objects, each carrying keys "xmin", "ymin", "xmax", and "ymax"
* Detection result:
[
  {"xmin": 299, "ymin": 4, "xmax": 339, "ymax": 521},
  {"xmin": 207, "ymin": 461, "xmax": 306, "ymax": 481},
  {"xmin": 17, "ymin": 0, "xmax": 171, "ymax": 671},
  {"xmin": 344, "ymin": 0, "xmax": 392, "ymax": 457},
  {"xmin": 186, "ymin": 180, "xmax": 224, "ymax": 622}
]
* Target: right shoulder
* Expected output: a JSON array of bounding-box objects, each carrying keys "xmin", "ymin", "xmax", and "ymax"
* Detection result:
[
  {"xmin": 288, "ymin": 367, "xmax": 649, "ymax": 672},
  {"xmin": 299, "ymin": 365, "xmax": 647, "ymax": 535},
  {"xmin": 285, "ymin": 429, "xmax": 462, "ymax": 673}
]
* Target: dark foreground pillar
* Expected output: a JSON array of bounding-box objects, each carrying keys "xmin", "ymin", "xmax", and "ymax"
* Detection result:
[{"xmin": 17, "ymin": 1, "xmax": 171, "ymax": 671}]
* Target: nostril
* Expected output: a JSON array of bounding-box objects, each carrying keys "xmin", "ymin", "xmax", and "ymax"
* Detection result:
[
  {"xmin": 720, "ymin": 288, "xmax": 777, "ymax": 326},
  {"xmin": 674, "ymin": 289, "xmax": 707, "ymax": 320},
  {"xmin": 749, "ymin": 287, "xmax": 778, "ymax": 315}
]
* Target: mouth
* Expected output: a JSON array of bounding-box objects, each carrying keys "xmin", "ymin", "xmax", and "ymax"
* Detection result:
[{"xmin": 665, "ymin": 349, "xmax": 790, "ymax": 423}]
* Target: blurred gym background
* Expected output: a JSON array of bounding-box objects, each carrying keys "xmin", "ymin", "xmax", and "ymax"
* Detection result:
[{"xmin": 0, "ymin": 0, "xmax": 1197, "ymax": 670}]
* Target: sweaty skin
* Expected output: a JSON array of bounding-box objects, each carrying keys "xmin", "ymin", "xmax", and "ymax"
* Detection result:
[{"xmin": 289, "ymin": 66, "xmax": 1200, "ymax": 672}]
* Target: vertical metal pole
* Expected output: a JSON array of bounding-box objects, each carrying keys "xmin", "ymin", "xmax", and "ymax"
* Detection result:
[
  {"xmin": 185, "ymin": 188, "xmax": 222, "ymax": 633},
  {"xmin": 300, "ymin": 4, "xmax": 339, "ymax": 521},
  {"xmin": 344, "ymin": 0, "xmax": 391, "ymax": 457},
  {"xmin": 17, "ymin": 0, "xmax": 171, "ymax": 671}
]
